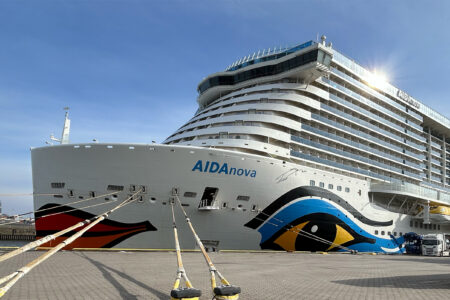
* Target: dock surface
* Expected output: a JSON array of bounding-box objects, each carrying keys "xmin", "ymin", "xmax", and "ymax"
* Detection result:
[{"xmin": 1, "ymin": 251, "xmax": 449, "ymax": 299}]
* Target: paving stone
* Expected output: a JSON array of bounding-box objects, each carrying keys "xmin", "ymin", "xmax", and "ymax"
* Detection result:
[{"xmin": 1, "ymin": 251, "xmax": 450, "ymax": 299}]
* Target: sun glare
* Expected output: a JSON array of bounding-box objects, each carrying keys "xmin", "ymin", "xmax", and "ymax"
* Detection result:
[{"xmin": 367, "ymin": 70, "xmax": 388, "ymax": 90}]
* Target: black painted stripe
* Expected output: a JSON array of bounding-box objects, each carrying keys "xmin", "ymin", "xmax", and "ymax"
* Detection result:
[{"xmin": 245, "ymin": 186, "xmax": 393, "ymax": 229}]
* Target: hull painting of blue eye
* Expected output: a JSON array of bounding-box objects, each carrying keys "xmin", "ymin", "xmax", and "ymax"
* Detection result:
[{"xmin": 244, "ymin": 187, "xmax": 405, "ymax": 253}]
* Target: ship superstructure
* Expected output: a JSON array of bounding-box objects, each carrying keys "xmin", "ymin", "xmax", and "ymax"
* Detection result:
[{"xmin": 31, "ymin": 37, "xmax": 450, "ymax": 252}]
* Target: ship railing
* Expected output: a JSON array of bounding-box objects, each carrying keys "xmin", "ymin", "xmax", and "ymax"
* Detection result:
[{"xmin": 370, "ymin": 182, "xmax": 450, "ymax": 205}]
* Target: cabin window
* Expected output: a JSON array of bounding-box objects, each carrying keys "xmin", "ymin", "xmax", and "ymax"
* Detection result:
[
  {"xmin": 394, "ymin": 232, "xmax": 397, "ymax": 236},
  {"xmin": 310, "ymin": 180, "xmax": 315, "ymax": 186},
  {"xmin": 184, "ymin": 192, "xmax": 197, "ymax": 198},
  {"xmin": 388, "ymin": 231, "xmax": 391, "ymax": 235},
  {"xmin": 399, "ymin": 232, "xmax": 402, "ymax": 236},
  {"xmin": 237, "ymin": 195, "xmax": 250, "ymax": 201},
  {"xmin": 337, "ymin": 186, "xmax": 342, "ymax": 191},
  {"xmin": 68, "ymin": 189, "xmax": 74, "ymax": 198},
  {"xmin": 251, "ymin": 204, "xmax": 257, "ymax": 211},
  {"xmin": 375, "ymin": 230, "xmax": 379, "ymax": 235},
  {"xmin": 414, "ymin": 221, "xmax": 418, "ymax": 228},
  {"xmin": 199, "ymin": 187, "xmax": 218, "ymax": 208},
  {"xmin": 89, "ymin": 191, "xmax": 96, "ymax": 198},
  {"xmin": 438, "ymin": 225, "xmax": 441, "ymax": 230},
  {"xmin": 381, "ymin": 231, "xmax": 385, "ymax": 236},
  {"xmin": 420, "ymin": 223, "xmax": 423, "ymax": 228},
  {"xmin": 107, "ymin": 185, "xmax": 124, "ymax": 191},
  {"xmin": 222, "ymin": 202, "xmax": 228, "ymax": 208},
  {"xmin": 345, "ymin": 187, "xmax": 350, "ymax": 193},
  {"xmin": 319, "ymin": 182, "xmax": 325, "ymax": 188},
  {"xmin": 328, "ymin": 184, "xmax": 333, "ymax": 190},
  {"xmin": 410, "ymin": 220, "xmax": 413, "ymax": 227},
  {"xmin": 433, "ymin": 224, "xmax": 437, "ymax": 230},
  {"xmin": 51, "ymin": 182, "xmax": 65, "ymax": 189}
]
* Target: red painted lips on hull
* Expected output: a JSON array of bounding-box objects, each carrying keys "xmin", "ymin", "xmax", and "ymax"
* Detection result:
[{"xmin": 35, "ymin": 204, "xmax": 157, "ymax": 249}]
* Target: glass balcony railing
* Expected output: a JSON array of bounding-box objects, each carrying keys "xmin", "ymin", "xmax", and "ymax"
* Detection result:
[
  {"xmin": 323, "ymin": 103, "xmax": 427, "ymax": 152},
  {"xmin": 431, "ymin": 149, "xmax": 442, "ymax": 157},
  {"xmin": 291, "ymin": 135, "xmax": 421, "ymax": 178},
  {"xmin": 331, "ymin": 53, "xmax": 424, "ymax": 123},
  {"xmin": 312, "ymin": 114, "xmax": 405, "ymax": 154},
  {"xmin": 329, "ymin": 93, "xmax": 405, "ymax": 133},
  {"xmin": 291, "ymin": 150, "xmax": 406, "ymax": 182},
  {"xmin": 407, "ymin": 120, "xmax": 423, "ymax": 131},
  {"xmin": 321, "ymin": 104, "xmax": 404, "ymax": 142},
  {"xmin": 322, "ymin": 74, "xmax": 406, "ymax": 120},
  {"xmin": 431, "ymin": 175, "xmax": 442, "ymax": 182},
  {"xmin": 301, "ymin": 124, "xmax": 406, "ymax": 165},
  {"xmin": 431, "ymin": 166, "xmax": 442, "ymax": 174},
  {"xmin": 322, "ymin": 75, "xmax": 426, "ymax": 142},
  {"xmin": 431, "ymin": 141, "xmax": 442, "ymax": 149},
  {"xmin": 370, "ymin": 182, "xmax": 448, "ymax": 203},
  {"xmin": 408, "ymin": 109, "xmax": 423, "ymax": 122}
]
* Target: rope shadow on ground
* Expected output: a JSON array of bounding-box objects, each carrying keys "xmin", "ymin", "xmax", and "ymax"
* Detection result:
[{"xmin": 77, "ymin": 252, "xmax": 168, "ymax": 300}]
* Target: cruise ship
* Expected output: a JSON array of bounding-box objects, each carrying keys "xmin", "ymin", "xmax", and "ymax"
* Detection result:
[{"xmin": 31, "ymin": 36, "xmax": 450, "ymax": 253}]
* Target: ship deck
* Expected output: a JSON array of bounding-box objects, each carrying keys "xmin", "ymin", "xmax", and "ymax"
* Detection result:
[{"xmin": 1, "ymin": 250, "xmax": 449, "ymax": 299}]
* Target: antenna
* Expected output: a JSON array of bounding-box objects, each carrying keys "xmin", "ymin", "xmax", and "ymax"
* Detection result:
[
  {"xmin": 47, "ymin": 108, "xmax": 71, "ymax": 145},
  {"xmin": 61, "ymin": 107, "xmax": 71, "ymax": 144}
]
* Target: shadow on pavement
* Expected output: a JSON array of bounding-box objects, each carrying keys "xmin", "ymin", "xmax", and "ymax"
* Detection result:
[
  {"xmin": 385, "ymin": 256, "xmax": 450, "ymax": 265},
  {"xmin": 333, "ymin": 273, "xmax": 450, "ymax": 289},
  {"xmin": 77, "ymin": 252, "xmax": 168, "ymax": 300}
]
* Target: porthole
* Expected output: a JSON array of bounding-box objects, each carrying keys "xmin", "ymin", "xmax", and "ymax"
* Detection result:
[
  {"xmin": 375, "ymin": 230, "xmax": 379, "ymax": 235},
  {"xmin": 381, "ymin": 231, "xmax": 385, "ymax": 236}
]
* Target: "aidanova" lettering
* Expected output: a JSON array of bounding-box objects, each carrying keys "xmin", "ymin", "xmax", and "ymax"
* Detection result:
[{"xmin": 192, "ymin": 160, "xmax": 257, "ymax": 178}]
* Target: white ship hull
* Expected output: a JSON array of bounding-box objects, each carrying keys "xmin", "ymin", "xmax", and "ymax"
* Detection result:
[{"xmin": 31, "ymin": 143, "xmax": 442, "ymax": 253}]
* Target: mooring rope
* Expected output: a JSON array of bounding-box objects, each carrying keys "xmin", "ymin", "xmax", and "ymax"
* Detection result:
[
  {"xmin": 0, "ymin": 198, "xmax": 120, "ymax": 227},
  {"xmin": 0, "ymin": 190, "xmax": 141, "ymax": 264},
  {"xmin": 0, "ymin": 191, "xmax": 121, "ymax": 221},
  {"xmin": 169, "ymin": 199, "xmax": 200, "ymax": 299},
  {"xmin": 0, "ymin": 189, "xmax": 142, "ymax": 298},
  {"xmin": 174, "ymin": 195, "xmax": 240, "ymax": 300},
  {"xmin": 0, "ymin": 193, "xmax": 59, "ymax": 197}
]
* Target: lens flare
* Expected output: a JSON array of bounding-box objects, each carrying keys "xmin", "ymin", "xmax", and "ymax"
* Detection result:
[{"xmin": 367, "ymin": 70, "xmax": 388, "ymax": 89}]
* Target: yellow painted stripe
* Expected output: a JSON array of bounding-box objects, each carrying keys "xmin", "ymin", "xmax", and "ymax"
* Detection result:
[{"xmin": 274, "ymin": 221, "xmax": 309, "ymax": 251}]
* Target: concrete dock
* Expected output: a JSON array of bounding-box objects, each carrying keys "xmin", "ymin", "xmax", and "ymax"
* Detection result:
[{"xmin": 1, "ymin": 250, "xmax": 449, "ymax": 299}]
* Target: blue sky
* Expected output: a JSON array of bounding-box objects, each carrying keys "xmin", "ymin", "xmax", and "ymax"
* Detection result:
[{"xmin": 1, "ymin": 0, "xmax": 449, "ymax": 215}]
